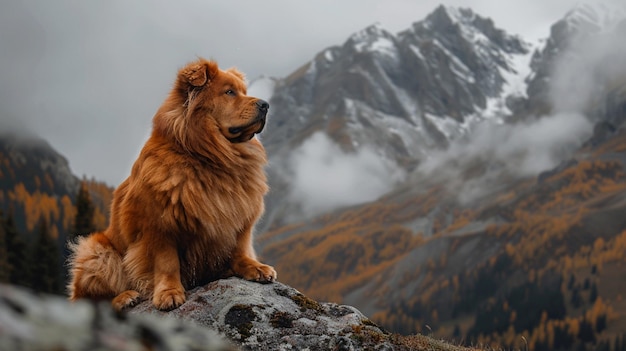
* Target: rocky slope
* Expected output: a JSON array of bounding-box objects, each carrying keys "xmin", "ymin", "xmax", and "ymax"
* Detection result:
[{"xmin": 0, "ymin": 279, "xmax": 481, "ymax": 351}]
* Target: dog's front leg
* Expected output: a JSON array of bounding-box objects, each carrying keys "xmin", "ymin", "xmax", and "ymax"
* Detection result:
[
  {"xmin": 152, "ymin": 242, "xmax": 186, "ymax": 310},
  {"xmin": 230, "ymin": 223, "xmax": 277, "ymax": 283}
]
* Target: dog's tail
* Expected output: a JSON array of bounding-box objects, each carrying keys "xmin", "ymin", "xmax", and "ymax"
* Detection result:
[{"xmin": 67, "ymin": 232, "xmax": 127, "ymax": 301}]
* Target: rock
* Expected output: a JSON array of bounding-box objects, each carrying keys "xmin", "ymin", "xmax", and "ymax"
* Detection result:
[
  {"xmin": 0, "ymin": 283, "xmax": 238, "ymax": 351},
  {"xmin": 0, "ymin": 279, "xmax": 475, "ymax": 351},
  {"xmin": 129, "ymin": 278, "xmax": 394, "ymax": 350}
]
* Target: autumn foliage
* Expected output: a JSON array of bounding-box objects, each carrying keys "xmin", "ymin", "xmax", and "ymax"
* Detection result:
[{"xmin": 261, "ymin": 139, "xmax": 626, "ymax": 350}]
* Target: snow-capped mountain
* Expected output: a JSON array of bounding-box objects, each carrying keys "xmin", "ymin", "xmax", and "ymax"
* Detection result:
[
  {"xmin": 263, "ymin": 5, "xmax": 531, "ymax": 160},
  {"xmin": 258, "ymin": 5, "xmax": 534, "ymax": 230},
  {"xmin": 258, "ymin": 3, "xmax": 626, "ymax": 231}
]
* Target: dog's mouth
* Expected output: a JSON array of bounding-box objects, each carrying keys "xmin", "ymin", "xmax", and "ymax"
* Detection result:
[{"xmin": 227, "ymin": 114, "xmax": 266, "ymax": 143}]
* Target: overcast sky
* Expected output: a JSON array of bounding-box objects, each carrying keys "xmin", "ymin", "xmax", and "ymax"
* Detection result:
[{"xmin": 0, "ymin": 0, "xmax": 601, "ymax": 186}]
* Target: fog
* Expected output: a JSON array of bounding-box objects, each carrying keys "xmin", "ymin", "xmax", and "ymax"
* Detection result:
[{"xmin": 286, "ymin": 133, "xmax": 406, "ymax": 217}]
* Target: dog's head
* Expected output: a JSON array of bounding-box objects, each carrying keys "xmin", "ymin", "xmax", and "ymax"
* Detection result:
[{"xmin": 162, "ymin": 58, "xmax": 269, "ymax": 145}]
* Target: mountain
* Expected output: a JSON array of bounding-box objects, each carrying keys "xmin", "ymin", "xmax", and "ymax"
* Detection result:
[
  {"xmin": 257, "ymin": 5, "xmax": 534, "ymax": 230},
  {"xmin": 0, "ymin": 132, "xmax": 78, "ymax": 199},
  {"xmin": 0, "ymin": 132, "xmax": 80, "ymax": 236},
  {"xmin": 254, "ymin": 3, "xmax": 626, "ymax": 350},
  {"xmin": 257, "ymin": 3, "xmax": 626, "ymax": 231},
  {"xmin": 263, "ymin": 6, "xmax": 530, "ymax": 155}
]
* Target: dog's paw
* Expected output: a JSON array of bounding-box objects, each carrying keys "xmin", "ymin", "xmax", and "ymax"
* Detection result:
[
  {"xmin": 242, "ymin": 262, "xmax": 278, "ymax": 283},
  {"xmin": 112, "ymin": 290, "xmax": 142, "ymax": 311},
  {"xmin": 153, "ymin": 287, "xmax": 186, "ymax": 311}
]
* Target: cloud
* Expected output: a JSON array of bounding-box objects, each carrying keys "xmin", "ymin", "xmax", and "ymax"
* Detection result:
[
  {"xmin": 419, "ymin": 112, "xmax": 592, "ymax": 202},
  {"xmin": 286, "ymin": 132, "xmax": 405, "ymax": 218}
]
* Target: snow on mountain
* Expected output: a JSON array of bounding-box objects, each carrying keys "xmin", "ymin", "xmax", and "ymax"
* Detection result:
[{"xmin": 347, "ymin": 22, "xmax": 398, "ymax": 56}]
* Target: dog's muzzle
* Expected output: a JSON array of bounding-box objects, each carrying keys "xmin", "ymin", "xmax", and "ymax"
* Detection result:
[{"xmin": 227, "ymin": 100, "xmax": 269, "ymax": 143}]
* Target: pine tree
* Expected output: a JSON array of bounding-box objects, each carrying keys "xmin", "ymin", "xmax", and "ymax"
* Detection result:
[
  {"xmin": 613, "ymin": 334, "xmax": 619, "ymax": 351},
  {"xmin": 0, "ymin": 211, "xmax": 11, "ymax": 282},
  {"xmin": 571, "ymin": 288, "xmax": 583, "ymax": 308},
  {"xmin": 4, "ymin": 210, "xmax": 31, "ymax": 287},
  {"xmin": 567, "ymin": 274, "xmax": 576, "ymax": 290},
  {"xmin": 590, "ymin": 282, "xmax": 598, "ymax": 303},
  {"xmin": 31, "ymin": 217, "xmax": 62, "ymax": 294},
  {"xmin": 578, "ymin": 318, "xmax": 596, "ymax": 343},
  {"xmin": 72, "ymin": 181, "xmax": 95, "ymax": 241}
]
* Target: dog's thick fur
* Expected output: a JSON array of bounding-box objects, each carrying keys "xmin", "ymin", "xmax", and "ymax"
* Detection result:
[{"xmin": 68, "ymin": 58, "xmax": 276, "ymax": 311}]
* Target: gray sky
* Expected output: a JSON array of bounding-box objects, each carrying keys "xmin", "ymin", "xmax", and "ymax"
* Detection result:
[{"xmin": 0, "ymin": 0, "xmax": 593, "ymax": 186}]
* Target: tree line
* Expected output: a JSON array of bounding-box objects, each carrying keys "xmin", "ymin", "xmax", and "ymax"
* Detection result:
[{"xmin": 0, "ymin": 182, "xmax": 96, "ymax": 295}]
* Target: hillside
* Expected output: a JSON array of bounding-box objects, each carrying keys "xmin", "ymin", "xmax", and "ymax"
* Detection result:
[
  {"xmin": 0, "ymin": 131, "xmax": 113, "ymax": 294},
  {"xmin": 260, "ymin": 124, "xmax": 626, "ymax": 350}
]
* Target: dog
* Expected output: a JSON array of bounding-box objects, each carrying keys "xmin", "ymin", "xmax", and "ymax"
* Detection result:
[{"xmin": 68, "ymin": 58, "xmax": 277, "ymax": 311}]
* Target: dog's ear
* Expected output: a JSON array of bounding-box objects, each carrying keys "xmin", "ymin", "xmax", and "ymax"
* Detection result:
[{"xmin": 179, "ymin": 59, "xmax": 219, "ymax": 87}]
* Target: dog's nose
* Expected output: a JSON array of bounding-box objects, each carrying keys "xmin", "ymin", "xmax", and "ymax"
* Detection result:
[{"xmin": 256, "ymin": 99, "xmax": 269, "ymax": 112}]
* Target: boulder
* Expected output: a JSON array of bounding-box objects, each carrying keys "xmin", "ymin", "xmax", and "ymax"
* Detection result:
[{"xmin": 129, "ymin": 277, "xmax": 394, "ymax": 350}]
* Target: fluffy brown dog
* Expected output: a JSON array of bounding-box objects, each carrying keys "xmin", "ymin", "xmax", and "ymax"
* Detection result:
[{"xmin": 68, "ymin": 58, "xmax": 276, "ymax": 311}]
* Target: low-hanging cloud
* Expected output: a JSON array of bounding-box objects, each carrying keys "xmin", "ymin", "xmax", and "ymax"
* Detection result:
[
  {"xmin": 418, "ymin": 112, "xmax": 593, "ymax": 204},
  {"xmin": 286, "ymin": 132, "xmax": 405, "ymax": 217},
  {"xmin": 420, "ymin": 112, "xmax": 592, "ymax": 177}
]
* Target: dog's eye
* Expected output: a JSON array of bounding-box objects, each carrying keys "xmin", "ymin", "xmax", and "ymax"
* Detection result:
[
  {"xmin": 229, "ymin": 127, "xmax": 242, "ymax": 134},
  {"xmin": 225, "ymin": 89, "xmax": 236, "ymax": 96}
]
